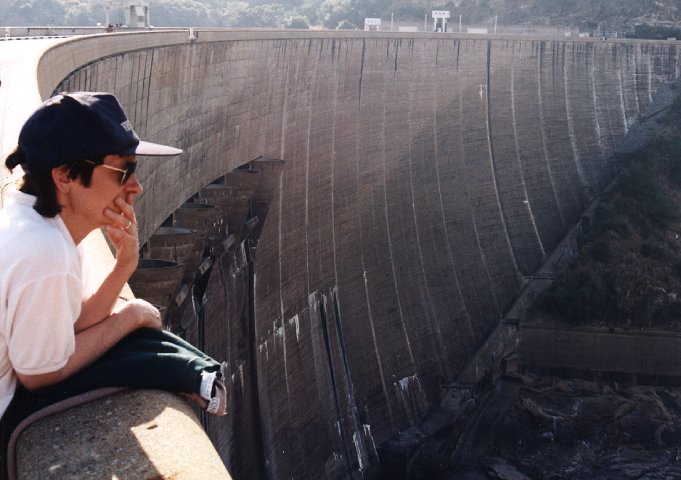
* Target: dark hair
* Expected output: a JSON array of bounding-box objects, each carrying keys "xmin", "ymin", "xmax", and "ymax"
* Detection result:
[{"xmin": 5, "ymin": 149, "xmax": 99, "ymax": 218}]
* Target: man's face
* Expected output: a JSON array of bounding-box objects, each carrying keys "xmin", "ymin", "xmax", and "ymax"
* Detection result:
[{"xmin": 76, "ymin": 154, "xmax": 142, "ymax": 228}]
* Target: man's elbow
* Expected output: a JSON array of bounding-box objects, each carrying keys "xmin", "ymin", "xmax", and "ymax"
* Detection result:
[{"xmin": 16, "ymin": 370, "xmax": 66, "ymax": 390}]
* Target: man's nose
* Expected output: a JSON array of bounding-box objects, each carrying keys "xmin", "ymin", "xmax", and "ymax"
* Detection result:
[{"xmin": 125, "ymin": 174, "xmax": 143, "ymax": 197}]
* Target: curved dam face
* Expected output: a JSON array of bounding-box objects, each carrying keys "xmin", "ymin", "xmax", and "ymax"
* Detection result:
[{"xmin": 39, "ymin": 32, "xmax": 680, "ymax": 478}]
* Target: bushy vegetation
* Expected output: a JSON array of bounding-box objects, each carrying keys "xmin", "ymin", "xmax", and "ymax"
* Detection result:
[
  {"xmin": 628, "ymin": 24, "xmax": 681, "ymax": 40},
  {"xmin": 1, "ymin": 0, "xmax": 680, "ymax": 30},
  {"xmin": 536, "ymin": 121, "xmax": 681, "ymax": 329}
]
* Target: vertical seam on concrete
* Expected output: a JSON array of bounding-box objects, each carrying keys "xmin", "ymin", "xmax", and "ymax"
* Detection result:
[
  {"xmin": 278, "ymin": 42, "xmax": 291, "ymax": 321},
  {"xmin": 404, "ymin": 41, "xmax": 440, "ymax": 364},
  {"xmin": 450, "ymin": 38, "xmax": 478, "ymax": 343},
  {"xmin": 563, "ymin": 43, "xmax": 589, "ymax": 194},
  {"xmin": 316, "ymin": 292, "xmax": 354, "ymax": 477},
  {"xmin": 617, "ymin": 60, "xmax": 629, "ymax": 132},
  {"xmin": 274, "ymin": 44, "xmax": 297, "ymax": 435},
  {"xmin": 512, "ymin": 46, "xmax": 546, "ymax": 258},
  {"xmin": 132, "ymin": 51, "xmax": 140, "ymax": 128},
  {"xmin": 647, "ymin": 51, "xmax": 654, "ymax": 105},
  {"xmin": 676, "ymin": 45, "xmax": 681, "ymax": 88},
  {"xmin": 330, "ymin": 40, "xmax": 339, "ymax": 292},
  {"xmin": 281, "ymin": 310, "xmax": 294, "ymax": 429},
  {"xmin": 279, "ymin": 52, "xmax": 290, "ymax": 162},
  {"xmin": 272, "ymin": 145, "xmax": 293, "ymax": 454},
  {"xmin": 431, "ymin": 40, "xmax": 466, "ymax": 366},
  {"xmin": 277, "ymin": 169, "xmax": 284, "ymax": 324},
  {"xmin": 247, "ymin": 248, "xmax": 268, "ymax": 480},
  {"xmin": 113, "ymin": 54, "xmax": 119, "ymax": 93},
  {"xmin": 590, "ymin": 44, "xmax": 606, "ymax": 156},
  {"xmin": 358, "ymin": 38, "xmax": 365, "ymax": 106},
  {"xmin": 468, "ymin": 202, "xmax": 500, "ymax": 317},
  {"xmin": 325, "ymin": 37, "xmax": 357, "ymax": 462},
  {"xmin": 137, "ymin": 51, "xmax": 145, "ymax": 133},
  {"xmin": 379, "ymin": 40, "xmax": 407, "ymax": 424},
  {"xmin": 82, "ymin": 65, "xmax": 88, "ymax": 91},
  {"xmin": 331, "ymin": 288, "xmax": 369, "ymax": 474},
  {"xmin": 139, "ymin": 50, "xmax": 148, "ymax": 132},
  {"xmin": 485, "ymin": 40, "xmax": 520, "ymax": 282},
  {"xmin": 263, "ymin": 41, "xmax": 275, "ymax": 169},
  {"xmin": 360, "ymin": 268, "xmax": 393, "ymax": 426},
  {"xmin": 144, "ymin": 49, "xmax": 155, "ymax": 135},
  {"xmin": 458, "ymin": 41, "xmax": 500, "ymax": 318},
  {"xmin": 590, "ymin": 43, "xmax": 612, "ymax": 185},
  {"xmin": 606, "ymin": 44, "xmax": 618, "ymax": 150},
  {"xmin": 304, "ymin": 42, "xmax": 316, "ymax": 297},
  {"xmin": 412, "ymin": 42, "xmax": 447, "ymax": 371},
  {"xmin": 537, "ymin": 41, "xmax": 566, "ymax": 228},
  {"xmin": 633, "ymin": 45, "xmax": 641, "ymax": 115},
  {"xmin": 357, "ymin": 45, "xmax": 397, "ymax": 423},
  {"xmin": 404, "ymin": 41, "xmax": 426, "ymax": 368}
]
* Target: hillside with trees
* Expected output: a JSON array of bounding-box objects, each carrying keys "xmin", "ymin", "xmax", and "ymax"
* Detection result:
[
  {"xmin": 535, "ymin": 98, "xmax": 681, "ymax": 330},
  {"xmin": 1, "ymin": 0, "xmax": 680, "ymax": 31}
]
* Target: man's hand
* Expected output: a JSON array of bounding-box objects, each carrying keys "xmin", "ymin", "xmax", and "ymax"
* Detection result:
[
  {"xmin": 115, "ymin": 299, "xmax": 163, "ymax": 330},
  {"xmin": 104, "ymin": 195, "xmax": 139, "ymax": 276}
]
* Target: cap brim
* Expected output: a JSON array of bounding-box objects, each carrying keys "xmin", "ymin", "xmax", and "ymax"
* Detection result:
[{"xmin": 134, "ymin": 140, "xmax": 183, "ymax": 156}]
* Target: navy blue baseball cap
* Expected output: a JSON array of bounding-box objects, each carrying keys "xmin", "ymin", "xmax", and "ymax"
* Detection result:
[{"xmin": 16, "ymin": 91, "xmax": 182, "ymax": 173}]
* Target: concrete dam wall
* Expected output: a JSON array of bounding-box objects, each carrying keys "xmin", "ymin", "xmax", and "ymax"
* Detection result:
[{"xmin": 35, "ymin": 32, "xmax": 681, "ymax": 478}]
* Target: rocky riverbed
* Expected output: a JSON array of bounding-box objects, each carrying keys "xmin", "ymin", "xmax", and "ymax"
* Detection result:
[
  {"xmin": 392, "ymin": 374, "xmax": 681, "ymax": 480},
  {"xmin": 485, "ymin": 374, "xmax": 681, "ymax": 480}
]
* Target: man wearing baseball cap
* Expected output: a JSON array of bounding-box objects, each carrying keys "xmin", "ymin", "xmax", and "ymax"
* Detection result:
[{"xmin": 0, "ymin": 92, "xmax": 228, "ymax": 478}]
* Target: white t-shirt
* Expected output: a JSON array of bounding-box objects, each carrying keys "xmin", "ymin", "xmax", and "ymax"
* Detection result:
[{"xmin": 0, "ymin": 191, "xmax": 82, "ymax": 418}]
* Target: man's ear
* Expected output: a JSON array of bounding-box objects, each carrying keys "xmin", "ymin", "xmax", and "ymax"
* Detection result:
[{"xmin": 51, "ymin": 165, "xmax": 73, "ymax": 193}]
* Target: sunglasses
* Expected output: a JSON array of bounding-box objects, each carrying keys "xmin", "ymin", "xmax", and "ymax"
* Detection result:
[{"xmin": 83, "ymin": 159, "xmax": 137, "ymax": 185}]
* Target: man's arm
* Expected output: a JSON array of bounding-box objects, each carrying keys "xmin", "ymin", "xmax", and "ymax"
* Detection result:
[
  {"xmin": 16, "ymin": 299, "xmax": 161, "ymax": 390},
  {"xmin": 75, "ymin": 262, "xmax": 136, "ymax": 333},
  {"xmin": 75, "ymin": 195, "xmax": 140, "ymax": 333}
]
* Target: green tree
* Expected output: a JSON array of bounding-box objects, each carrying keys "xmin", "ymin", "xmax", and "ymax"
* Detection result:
[
  {"xmin": 314, "ymin": 0, "xmax": 358, "ymax": 28},
  {"xmin": 286, "ymin": 15, "xmax": 310, "ymax": 28}
]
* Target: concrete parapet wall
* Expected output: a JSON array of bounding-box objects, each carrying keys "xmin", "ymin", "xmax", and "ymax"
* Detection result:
[
  {"xmin": 36, "ymin": 30, "xmax": 192, "ymax": 100},
  {"xmin": 13, "ymin": 389, "xmax": 231, "ymax": 480},
  {"xmin": 520, "ymin": 324, "xmax": 681, "ymax": 380}
]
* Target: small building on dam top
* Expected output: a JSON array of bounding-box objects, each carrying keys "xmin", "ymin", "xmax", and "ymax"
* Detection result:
[{"xmin": 0, "ymin": 29, "xmax": 680, "ymax": 479}]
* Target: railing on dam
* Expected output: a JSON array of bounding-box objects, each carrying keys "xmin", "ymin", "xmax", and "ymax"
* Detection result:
[{"xmin": 2, "ymin": 29, "xmax": 681, "ymax": 479}]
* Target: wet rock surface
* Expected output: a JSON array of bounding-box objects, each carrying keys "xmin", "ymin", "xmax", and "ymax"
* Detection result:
[
  {"xmin": 401, "ymin": 375, "xmax": 681, "ymax": 479},
  {"xmin": 484, "ymin": 375, "xmax": 681, "ymax": 480}
]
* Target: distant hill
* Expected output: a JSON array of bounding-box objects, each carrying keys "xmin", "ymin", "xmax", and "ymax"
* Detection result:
[{"xmin": 1, "ymin": 0, "xmax": 680, "ymax": 31}]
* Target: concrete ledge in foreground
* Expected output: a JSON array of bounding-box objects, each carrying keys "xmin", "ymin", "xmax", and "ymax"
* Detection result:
[{"xmin": 14, "ymin": 389, "xmax": 231, "ymax": 480}]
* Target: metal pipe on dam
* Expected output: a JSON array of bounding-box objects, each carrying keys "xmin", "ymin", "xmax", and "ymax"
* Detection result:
[{"xmin": 49, "ymin": 33, "xmax": 680, "ymax": 478}]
